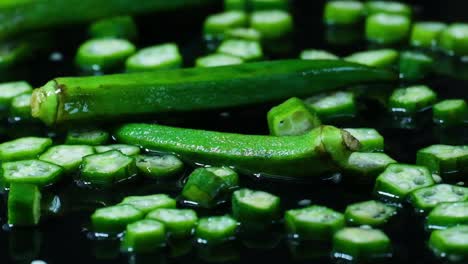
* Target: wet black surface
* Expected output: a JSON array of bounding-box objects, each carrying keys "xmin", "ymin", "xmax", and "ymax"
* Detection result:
[{"xmin": 0, "ymin": 0, "xmax": 468, "ymax": 263}]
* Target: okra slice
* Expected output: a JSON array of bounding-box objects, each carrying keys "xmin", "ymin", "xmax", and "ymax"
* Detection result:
[
  {"xmin": 2, "ymin": 160, "xmax": 64, "ymax": 187},
  {"xmin": 91, "ymin": 204, "xmax": 144, "ymax": 233},
  {"xmin": 399, "ymin": 51, "xmax": 434, "ymax": 81},
  {"xmin": 217, "ymin": 39, "xmax": 263, "ymax": 61},
  {"xmin": 323, "ymin": 1, "xmax": 364, "ymax": 25},
  {"xmin": 409, "ymin": 184, "xmax": 468, "ymax": 213},
  {"xmin": 410, "ymin": 22, "xmax": 447, "ymax": 49},
  {"xmin": 251, "ymin": 0, "xmax": 290, "ymax": 10},
  {"xmin": 75, "ymin": 38, "xmax": 136, "ymax": 72},
  {"xmin": 250, "ymin": 10, "xmax": 293, "ymax": 39},
  {"xmin": 427, "ymin": 202, "xmax": 468, "ymax": 230},
  {"xmin": 146, "ymin": 208, "xmax": 198, "ymax": 238},
  {"xmin": 232, "ymin": 188, "xmax": 280, "ymax": 225},
  {"xmin": 345, "ymin": 200, "xmax": 397, "ymax": 227},
  {"xmin": 196, "ymin": 215, "xmax": 238, "ymax": 244},
  {"xmin": 364, "ymin": 1, "xmax": 412, "ymax": 17},
  {"xmin": 0, "ymin": 81, "xmax": 32, "ymax": 113},
  {"xmin": 39, "ymin": 145, "xmax": 95, "ymax": 172},
  {"xmin": 136, "ymin": 154, "xmax": 184, "ymax": 179},
  {"xmin": 345, "ymin": 49, "xmax": 399, "ymax": 68},
  {"xmin": 89, "ymin": 16, "xmax": 138, "ymax": 41},
  {"xmin": 225, "ymin": 28, "xmax": 262, "ymax": 41},
  {"xmin": 120, "ymin": 194, "xmax": 176, "ymax": 214},
  {"xmin": 65, "ymin": 128, "xmax": 109, "ymax": 146},
  {"xmin": 268, "ymin": 97, "xmax": 321, "ymax": 136},
  {"xmin": 203, "ymin": 11, "xmax": 248, "ymax": 36},
  {"xmin": 8, "ymin": 183, "xmax": 41, "ymax": 226},
  {"xmin": 182, "ymin": 167, "xmax": 238, "ymax": 207},
  {"xmin": 346, "ymin": 152, "xmax": 397, "ymax": 179},
  {"xmin": 305, "ymin": 91, "xmax": 357, "ymax": 121},
  {"xmin": 125, "ymin": 43, "xmax": 182, "ymax": 72},
  {"xmin": 80, "ymin": 150, "xmax": 137, "ymax": 186},
  {"xmin": 300, "ymin": 49, "xmax": 339, "ymax": 60},
  {"xmin": 0, "ymin": 137, "xmax": 52, "ymax": 161},
  {"xmin": 389, "ymin": 85, "xmax": 437, "ymax": 114},
  {"xmin": 195, "ymin": 53, "xmax": 244, "ymax": 68},
  {"xmin": 10, "ymin": 92, "xmax": 32, "ymax": 120},
  {"xmin": 416, "ymin": 144, "xmax": 468, "ymax": 178},
  {"xmin": 374, "ymin": 164, "xmax": 435, "ymax": 202},
  {"xmin": 438, "ymin": 23, "xmax": 468, "ymax": 56},
  {"xmin": 95, "ymin": 144, "xmax": 140, "ymax": 156},
  {"xmin": 332, "ymin": 227, "xmax": 391, "ymax": 261},
  {"xmin": 433, "ymin": 99, "xmax": 468, "ymax": 126},
  {"xmin": 122, "ymin": 219, "xmax": 166, "ymax": 253},
  {"xmin": 344, "ymin": 128, "xmax": 384, "ymax": 152},
  {"xmin": 429, "ymin": 225, "xmax": 468, "ymax": 261},
  {"xmin": 365, "ymin": 14, "xmax": 411, "ymax": 44},
  {"xmin": 285, "ymin": 205, "xmax": 345, "ymax": 241}
]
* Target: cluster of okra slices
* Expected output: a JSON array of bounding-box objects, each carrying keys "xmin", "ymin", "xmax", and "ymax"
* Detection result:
[{"xmin": 0, "ymin": 0, "xmax": 468, "ymax": 263}]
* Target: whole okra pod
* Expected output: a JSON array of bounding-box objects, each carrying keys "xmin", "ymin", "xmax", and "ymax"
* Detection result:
[
  {"xmin": 32, "ymin": 60, "xmax": 396, "ymax": 125},
  {"xmin": 115, "ymin": 123, "xmax": 360, "ymax": 179}
]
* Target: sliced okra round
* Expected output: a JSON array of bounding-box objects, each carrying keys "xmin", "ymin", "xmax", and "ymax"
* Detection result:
[
  {"xmin": 91, "ymin": 204, "xmax": 144, "ymax": 234},
  {"xmin": 146, "ymin": 208, "xmax": 198, "ymax": 238},
  {"xmin": 95, "ymin": 144, "xmax": 140, "ymax": 156},
  {"xmin": 2, "ymin": 159, "xmax": 64, "ymax": 187},
  {"xmin": 0, "ymin": 137, "xmax": 52, "ymax": 161},
  {"xmin": 8, "ymin": 183, "xmax": 41, "ymax": 226},
  {"xmin": 122, "ymin": 219, "xmax": 166, "ymax": 253},
  {"xmin": 136, "ymin": 154, "xmax": 184, "ymax": 179},
  {"xmin": 345, "ymin": 200, "xmax": 397, "ymax": 227},
  {"xmin": 427, "ymin": 201, "xmax": 468, "ymax": 230},
  {"xmin": 39, "ymin": 145, "xmax": 95, "ymax": 172},
  {"xmin": 196, "ymin": 215, "xmax": 238, "ymax": 244},
  {"xmin": 120, "ymin": 194, "xmax": 176, "ymax": 214},
  {"xmin": 409, "ymin": 184, "xmax": 468, "ymax": 213}
]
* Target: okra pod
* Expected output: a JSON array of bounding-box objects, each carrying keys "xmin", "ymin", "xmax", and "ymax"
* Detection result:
[
  {"xmin": 116, "ymin": 124, "xmax": 361, "ymax": 179},
  {"xmin": 31, "ymin": 60, "xmax": 396, "ymax": 125},
  {"xmin": 0, "ymin": 0, "xmax": 219, "ymax": 40}
]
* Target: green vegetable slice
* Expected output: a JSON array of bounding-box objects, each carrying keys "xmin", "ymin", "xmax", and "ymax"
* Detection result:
[
  {"xmin": 120, "ymin": 194, "xmax": 176, "ymax": 214},
  {"xmin": 429, "ymin": 225, "xmax": 468, "ymax": 261},
  {"xmin": 345, "ymin": 49, "xmax": 399, "ymax": 68},
  {"xmin": 433, "ymin": 99, "xmax": 468, "ymax": 126},
  {"xmin": 225, "ymin": 28, "xmax": 262, "ymax": 41},
  {"xmin": 125, "ymin": 43, "xmax": 182, "ymax": 72},
  {"xmin": 122, "ymin": 219, "xmax": 166, "ymax": 253},
  {"xmin": 300, "ymin": 49, "xmax": 339, "ymax": 60},
  {"xmin": 323, "ymin": 1, "xmax": 364, "ymax": 25},
  {"xmin": 95, "ymin": 144, "xmax": 140, "ymax": 156},
  {"xmin": 10, "ymin": 92, "xmax": 32, "ymax": 120},
  {"xmin": 438, "ymin": 23, "xmax": 468, "ymax": 56},
  {"xmin": 203, "ymin": 11, "xmax": 248, "ymax": 36},
  {"xmin": 344, "ymin": 128, "xmax": 384, "ymax": 152},
  {"xmin": 399, "ymin": 51, "xmax": 434, "ymax": 81},
  {"xmin": 409, "ymin": 184, "xmax": 468, "ymax": 213},
  {"xmin": 0, "ymin": 137, "xmax": 52, "ymax": 161},
  {"xmin": 8, "ymin": 183, "xmax": 41, "ymax": 226},
  {"xmin": 196, "ymin": 215, "xmax": 238, "ymax": 244},
  {"xmin": 285, "ymin": 205, "xmax": 345, "ymax": 241},
  {"xmin": 146, "ymin": 208, "xmax": 198, "ymax": 238},
  {"xmin": 365, "ymin": 14, "xmax": 411, "ymax": 44},
  {"xmin": 389, "ymin": 85, "xmax": 437, "ymax": 114},
  {"xmin": 65, "ymin": 128, "xmax": 109, "ymax": 146},
  {"xmin": 91, "ymin": 204, "xmax": 144, "ymax": 234},
  {"xmin": 217, "ymin": 39, "xmax": 263, "ymax": 61},
  {"xmin": 232, "ymin": 188, "xmax": 281, "ymax": 225},
  {"xmin": 0, "ymin": 81, "xmax": 32, "ymax": 112},
  {"xmin": 2, "ymin": 159, "xmax": 64, "ymax": 187},
  {"xmin": 410, "ymin": 22, "xmax": 447, "ymax": 49},
  {"xmin": 195, "ymin": 53, "xmax": 243, "ymax": 68},
  {"xmin": 346, "ymin": 152, "xmax": 396, "ymax": 180},
  {"xmin": 345, "ymin": 200, "xmax": 397, "ymax": 227},
  {"xmin": 39, "ymin": 145, "xmax": 95, "ymax": 172},
  {"xmin": 136, "ymin": 154, "xmax": 184, "ymax": 179},
  {"xmin": 250, "ymin": 10, "xmax": 293, "ymax": 39},
  {"xmin": 416, "ymin": 144, "xmax": 468, "ymax": 179},
  {"xmin": 364, "ymin": 1, "xmax": 412, "ymax": 16},
  {"xmin": 427, "ymin": 201, "xmax": 468, "ymax": 230},
  {"xmin": 305, "ymin": 91, "xmax": 357, "ymax": 121}
]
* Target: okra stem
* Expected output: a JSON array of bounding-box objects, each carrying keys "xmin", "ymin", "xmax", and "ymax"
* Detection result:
[
  {"xmin": 31, "ymin": 60, "xmax": 396, "ymax": 125},
  {"xmin": 116, "ymin": 124, "xmax": 360, "ymax": 179}
]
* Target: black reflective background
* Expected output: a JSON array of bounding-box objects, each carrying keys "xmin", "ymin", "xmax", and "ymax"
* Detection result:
[{"xmin": 0, "ymin": 0, "xmax": 468, "ymax": 263}]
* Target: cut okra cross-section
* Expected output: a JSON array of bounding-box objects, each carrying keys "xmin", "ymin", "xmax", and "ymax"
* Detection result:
[
  {"xmin": 389, "ymin": 85, "xmax": 437, "ymax": 114},
  {"xmin": 8, "ymin": 183, "xmax": 41, "ymax": 226},
  {"xmin": 305, "ymin": 91, "xmax": 357, "ymax": 121},
  {"xmin": 433, "ymin": 99, "xmax": 468, "ymax": 126},
  {"xmin": 39, "ymin": 145, "xmax": 95, "ymax": 172},
  {"xmin": 10, "ymin": 92, "xmax": 32, "ymax": 120},
  {"xmin": 344, "ymin": 128, "xmax": 384, "ymax": 152},
  {"xmin": 267, "ymin": 97, "xmax": 321, "ymax": 136},
  {"xmin": 285, "ymin": 205, "xmax": 345, "ymax": 241},
  {"xmin": 95, "ymin": 144, "xmax": 140, "ymax": 156},
  {"xmin": 332, "ymin": 227, "xmax": 392, "ymax": 261},
  {"xmin": 195, "ymin": 53, "xmax": 243, "ymax": 68},
  {"xmin": 416, "ymin": 144, "xmax": 468, "ymax": 179},
  {"xmin": 399, "ymin": 51, "xmax": 434, "ymax": 81},
  {"xmin": 365, "ymin": 14, "xmax": 411, "ymax": 45},
  {"xmin": 345, "ymin": 200, "xmax": 397, "ymax": 227},
  {"xmin": 346, "ymin": 152, "xmax": 397, "ymax": 180},
  {"xmin": 2, "ymin": 159, "xmax": 64, "ymax": 187},
  {"xmin": 374, "ymin": 164, "xmax": 435, "ymax": 202},
  {"xmin": 0, "ymin": 81, "xmax": 32, "ymax": 112},
  {"xmin": 65, "ymin": 128, "xmax": 109, "ymax": 146},
  {"xmin": 217, "ymin": 39, "xmax": 263, "ymax": 61},
  {"xmin": 225, "ymin": 28, "xmax": 262, "ymax": 41},
  {"xmin": 364, "ymin": 1, "xmax": 412, "ymax": 17},
  {"xmin": 182, "ymin": 167, "xmax": 239, "ymax": 208},
  {"xmin": 122, "ymin": 219, "xmax": 166, "ymax": 253},
  {"xmin": 409, "ymin": 184, "xmax": 468, "ymax": 213},
  {"xmin": 136, "ymin": 154, "xmax": 184, "ymax": 179},
  {"xmin": 0, "ymin": 137, "xmax": 52, "ymax": 161},
  {"xmin": 75, "ymin": 38, "xmax": 136, "ymax": 72},
  {"xmin": 323, "ymin": 0, "xmax": 364, "ymax": 26},
  {"xmin": 203, "ymin": 11, "xmax": 248, "ymax": 36},
  {"xmin": 125, "ymin": 43, "xmax": 182, "ymax": 72},
  {"xmin": 429, "ymin": 225, "xmax": 468, "ymax": 261},
  {"xmin": 427, "ymin": 201, "xmax": 468, "ymax": 230},
  {"xmin": 91, "ymin": 204, "xmax": 144, "ymax": 234},
  {"xmin": 146, "ymin": 208, "xmax": 198, "ymax": 238},
  {"xmin": 80, "ymin": 150, "xmax": 137, "ymax": 186},
  {"xmin": 345, "ymin": 49, "xmax": 399, "ymax": 68},
  {"xmin": 300, "ymin": 49, "xmax": 339, "ymax": 60},
  {"xmin": 232, "ymin": 188, "xmax": 281, "ymax": 226},
  {"xmin": 410, "ymin": 22, "xmax": 447, "ymax": 49},
  {"xmin": 250, "ymin": 10, "xmax": 293, "ymax": 39},
  {"xmin": 120, "ymin": 194, "xmax": 176, "ymax": 214},
  {"xmin": 196, "ymin": 215, "xmax": 238, "ymax": 244},
  {"xmin": 438, "ymin": 23, "xmax": 468, "ymax": 57}
]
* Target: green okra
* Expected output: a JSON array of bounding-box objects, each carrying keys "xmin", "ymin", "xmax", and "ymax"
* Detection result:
[
  {"xmin": 0, "ymin": 0, "xmax": 219, "ymax": 41},
  {"xmin": 8, "ymin": 183, "xmax": 41, "ymax": 226},
  {"xmin": 427, "ymin": 201, "xmax": 468, "ymax": 230},
  {"xmin": 31, "ymin": 60, "xmax": 397, "ymax": 126},
  {"xmin": 116, "ymin": 123, "xmax": 361, "ymax": 179},
  {"xmin": 429, "ymin": 225, "xmax": 468, "ymax": 261}
]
